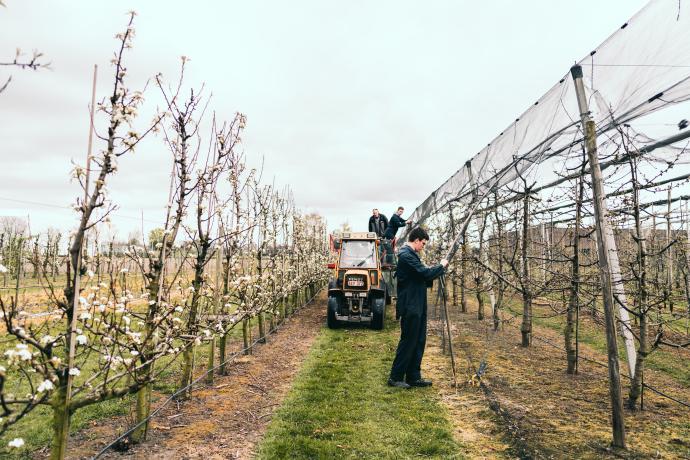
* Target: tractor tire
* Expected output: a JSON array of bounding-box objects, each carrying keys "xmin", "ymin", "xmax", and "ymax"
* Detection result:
[
  {"xmin": 327, "ymin": 295, "xmax": 340, "ymax": 329},
  {"xmin": 371, "ymin": 299, "xmax": 385, "ymax": 330}
]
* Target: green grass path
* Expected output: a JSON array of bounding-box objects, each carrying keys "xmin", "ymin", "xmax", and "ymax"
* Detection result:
[{"xmin": 257, "ymin": 320, "xmax": 463, "ymax": 459}]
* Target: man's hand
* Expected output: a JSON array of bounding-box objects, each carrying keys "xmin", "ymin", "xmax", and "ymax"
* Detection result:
[
  {"xmin": 406, "ymin": 219, "xmax": 413, "ymax": 225},
  {"xmin": 440, "ymin": 259, "xmax": 449, "ymax": 267}
]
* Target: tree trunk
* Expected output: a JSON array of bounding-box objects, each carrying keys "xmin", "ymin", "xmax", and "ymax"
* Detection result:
[
  {"xmin": 520, "ymin": 190, "xmax": 532, "ymax": 347},
  {"xmin": 218, "ymin": 332, "xmax": 228, "ymax": 375},
  {"xmin": 50, "ymin": 381, "xmax": 70, "ymax": 460},
  {"xmin": 628, "ymin": 313, "xmax": 647, "ymax": 409},
  {"xmin": 566, "ymin": 173, "xmax": 584, "ymax": 374},
  {"xmin": 627, "ymin": 157, "xmax": 649, "ymax": 410},
  {"xmin": 242, "ymin": 317, "xmax": 251, "ymax": 355},
  {"xmin": 131, "ymin": 380, "xmax": 151, "ymax": 442},
  {"xmin": 460, "ymin": 228, "xmax": 468, "ymax": 313},
  {"xmin": 492, "ymin": 196, "xmax": 504, "ymax": 331}
]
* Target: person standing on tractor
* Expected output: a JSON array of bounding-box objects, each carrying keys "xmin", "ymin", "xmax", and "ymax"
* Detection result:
[
  {"xmin": 388, "ymin": 227, "xmax": 448, "ymax": 389},
  {"xmin": 384, "ymin": 206, "xmax": 411, "ymax": 240},
  {"xmin": 368, "ymin": 208, "xmax": 388, "ymax": 238}
]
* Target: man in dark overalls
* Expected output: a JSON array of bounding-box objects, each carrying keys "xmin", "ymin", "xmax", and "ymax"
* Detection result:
[
  {"xmin": 368, "ymin": 208, "xmax": 388, "ymax": 238},
  {"xmin": 383, "ymin": 206, "xmax": 410, "ymax": 240},
  {"xmin": 388, "ymin": 227, "xmax": 447, "ymax": 389}
]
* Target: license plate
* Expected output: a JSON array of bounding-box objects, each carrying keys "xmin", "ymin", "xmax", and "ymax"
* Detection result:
[{"xmin": 347, "ymin": 278, "xmax": 364, "ymax": 287}]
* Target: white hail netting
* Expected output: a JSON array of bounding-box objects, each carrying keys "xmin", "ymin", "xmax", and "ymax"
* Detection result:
[{"xmin": 408, "ymin": 0, "xmax": 690, "ymax": 230}]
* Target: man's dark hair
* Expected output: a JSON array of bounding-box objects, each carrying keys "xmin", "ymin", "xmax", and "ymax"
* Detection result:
[
  {"xmin": 397, "ymin": 206, "xmax": 404, "ymax": 211},
  {"xmin": 408, "ymin": 226, "xmax": 429, "ymax": 242}
]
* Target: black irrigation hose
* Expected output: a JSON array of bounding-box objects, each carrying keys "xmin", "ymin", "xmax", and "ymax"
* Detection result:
[{"xmin": 92, "ymin": 285, "xmax": 325, "ymax": 459}]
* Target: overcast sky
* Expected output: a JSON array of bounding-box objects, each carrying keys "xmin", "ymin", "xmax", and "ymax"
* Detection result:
[{"xmin": 0, "ymin": 0, "xmax": 650, "ymax": 238}]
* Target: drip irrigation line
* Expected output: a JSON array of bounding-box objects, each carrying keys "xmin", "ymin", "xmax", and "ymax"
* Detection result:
[
  {"xmin": 0, "ymin": 196, "xmax": 163, "ymax": 225},
  {"xmin": 92, "ymin": 285, "xmax": 324, "ymax": 459}
]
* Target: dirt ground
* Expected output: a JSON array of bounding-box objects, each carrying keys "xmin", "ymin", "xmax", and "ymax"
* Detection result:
[
  {"xmin": 428, "ymin": 299, "xmax": 690, "ymax": 459},
  {"xmin": 70, "ymin": 292, "xmax": 326, "ymax": 460}
]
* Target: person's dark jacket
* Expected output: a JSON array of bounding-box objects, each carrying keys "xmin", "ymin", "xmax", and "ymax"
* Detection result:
[
  {"xmin": 368, "ymin": 214, "xmax": 388, "ymax": 237},
  {"xmin": 395, "ymin": 244, "xmax": 445, "ymax": 317},
  {"xmin": 384, "ymin": 213, "xmax": 407, "ymax": 239}
]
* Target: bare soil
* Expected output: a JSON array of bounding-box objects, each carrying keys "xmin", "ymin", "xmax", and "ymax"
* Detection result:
[{"xmin": 69, "ymin": 292, "xmax": 326, "ymax": 460}]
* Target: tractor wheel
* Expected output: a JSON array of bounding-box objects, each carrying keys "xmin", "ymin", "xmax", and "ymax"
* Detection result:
[
  {"xmin": 371, "ymin": 300, "xmax": 385, "ymax": 330},
  {"xmin": 327, "ymin": 296, "xmax": 340, "ymax": 329}
]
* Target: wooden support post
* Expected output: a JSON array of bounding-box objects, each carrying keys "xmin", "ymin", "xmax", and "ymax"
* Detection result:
[{"xmin": 571, "ymin": 64, "xmax": 626, "ymax": 449}]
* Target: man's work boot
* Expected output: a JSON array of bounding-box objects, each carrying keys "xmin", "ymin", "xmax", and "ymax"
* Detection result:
[{"xmin": 407, "ymin": 378, "xmax": 432, "ymax": 387}]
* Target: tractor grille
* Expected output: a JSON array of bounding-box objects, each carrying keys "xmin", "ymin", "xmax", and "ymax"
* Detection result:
[{"xmin": 344, "ymin": 273, "xmax": 368, "ymax": 291}]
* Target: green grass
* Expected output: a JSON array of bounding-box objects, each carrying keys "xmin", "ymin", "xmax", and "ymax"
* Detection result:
[{"xmin": 257, "ymin": 320, "xmax": 463, "ymax": 459}]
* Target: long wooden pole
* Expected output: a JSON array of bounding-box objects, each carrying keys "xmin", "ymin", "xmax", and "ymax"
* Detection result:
[
  {"xmin": 571, "ymin": 64, "xmax": 626, "ymax": 449},
  {"xmin": 58, "ymin": 64, "xmax": 98, "ymax": 460}
]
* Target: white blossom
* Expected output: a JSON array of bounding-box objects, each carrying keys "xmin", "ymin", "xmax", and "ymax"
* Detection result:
[
  {"xmin": 68, "ymin": 368, "xmax": 81, "ymax": 376},
  {"xmin": 37, "ymin": 379, "xmax": 54, "ymax": 393},
  {"xmin": 76, "ymin": 335, "xmax": 88, "ymax": 345},
  {"xmin": 8, "ymin": 438, "xmax": 24, "ymax": 448},
  {"xmin": 0, "ymin": 264, "xmax": 8, "ymax": 273}
]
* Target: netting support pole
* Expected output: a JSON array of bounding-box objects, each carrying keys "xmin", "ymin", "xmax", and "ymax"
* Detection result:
[{"xmin": 571, "ymin": 64, "xmax": 626, "ymax": 449}]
